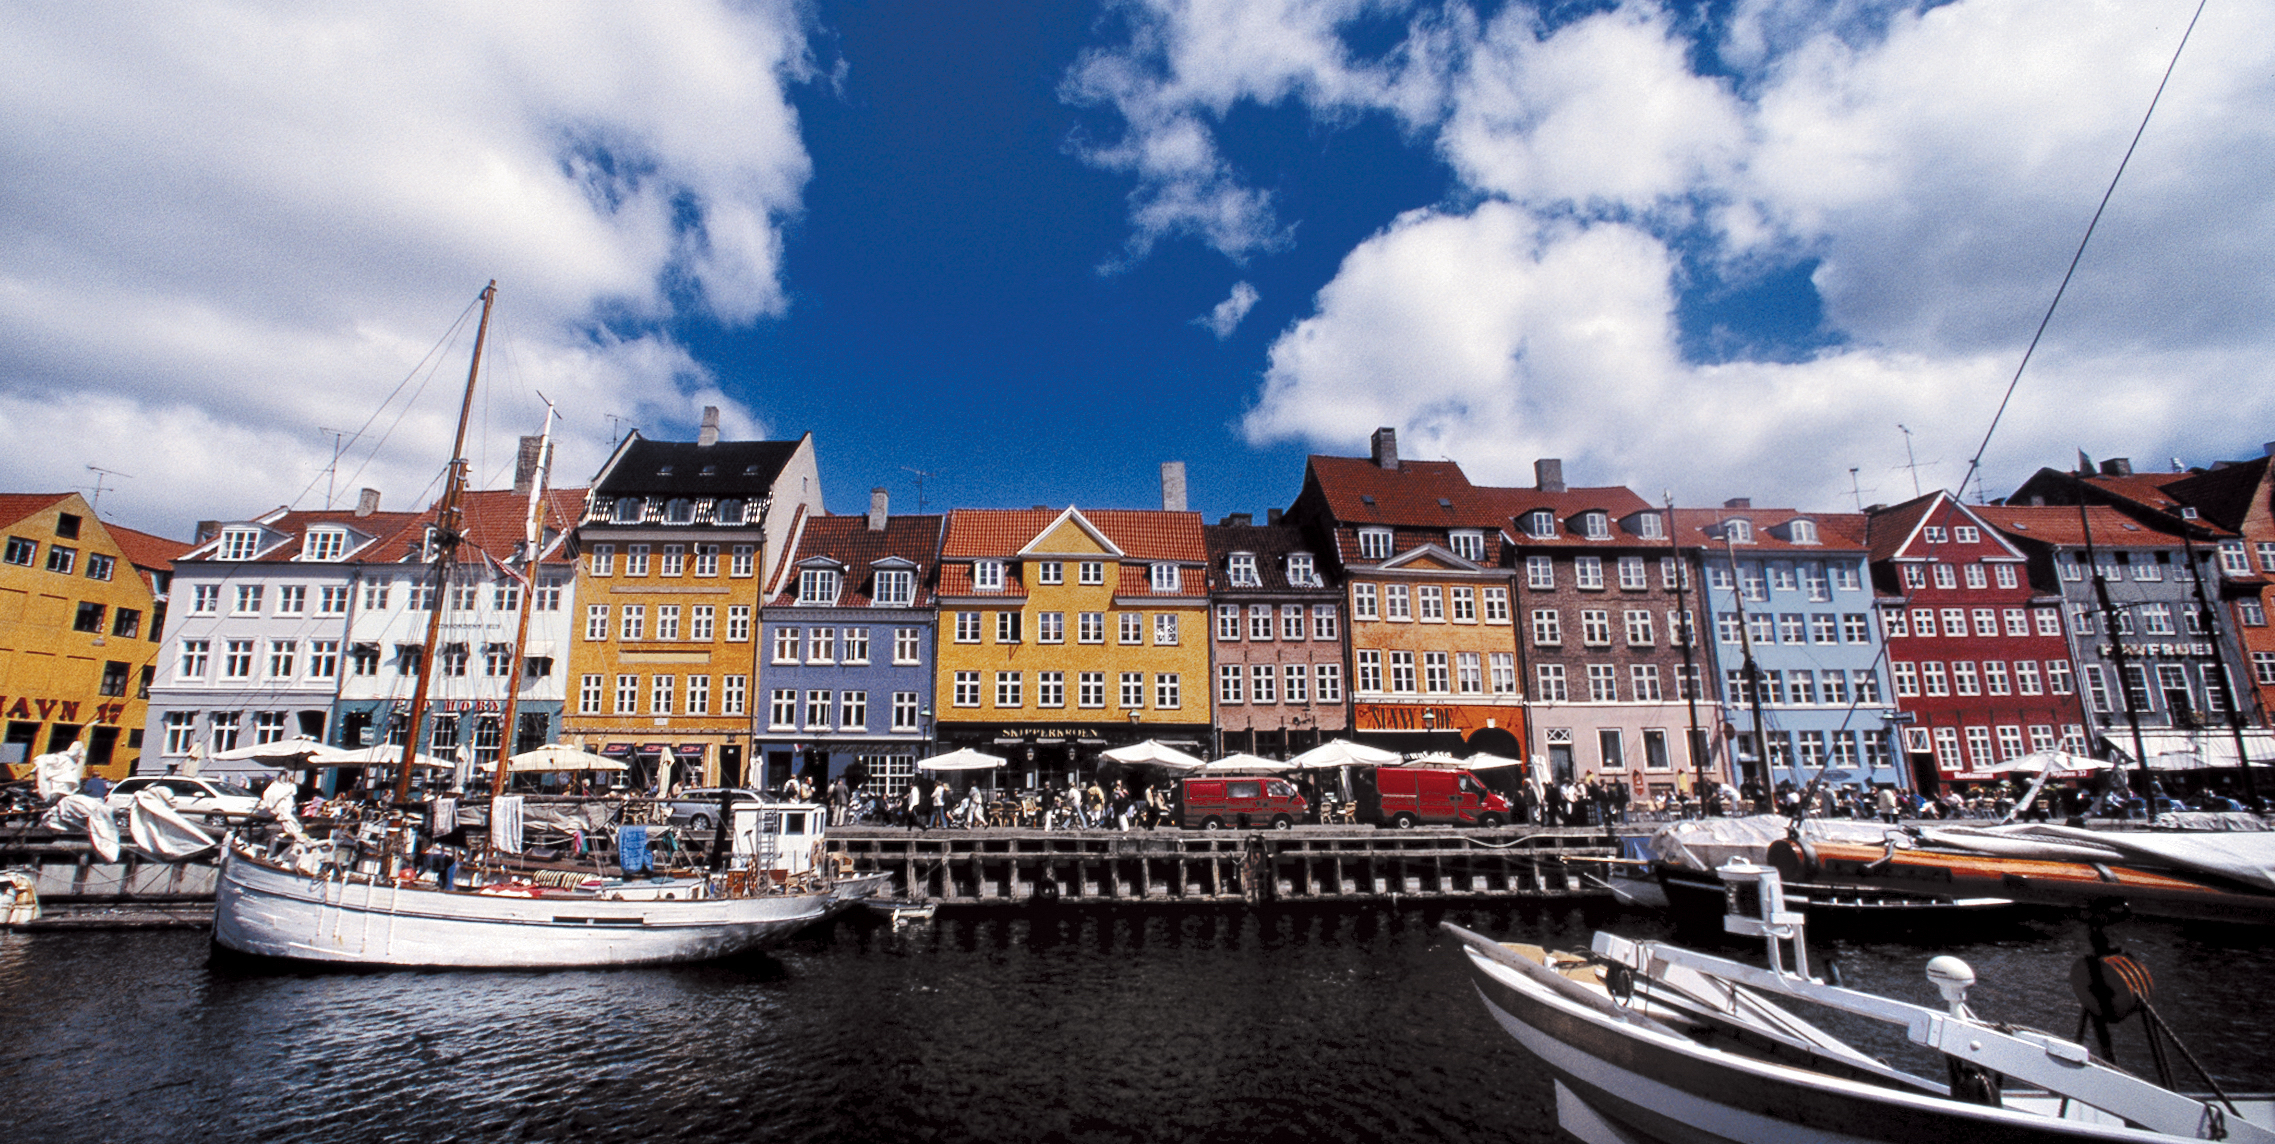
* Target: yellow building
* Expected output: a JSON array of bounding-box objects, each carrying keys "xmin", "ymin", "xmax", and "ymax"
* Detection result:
[
  {"xmin": 562, "ymin": 424, "xmax": 823, "ymax": 789},
  {"xmin": 0, "ymin": 493, "xmax": 190, "ymax": 779},
  {"xmin": 933, "ymin": 506, "xmax": 1212, "ymax": 786}
]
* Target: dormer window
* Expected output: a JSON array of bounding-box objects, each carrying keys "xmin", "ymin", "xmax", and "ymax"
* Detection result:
[
  {"xmin": 1227, "ymin": 553, "xmax": 1260, "ymax": 587},
  {"xmin": 973, "ymin": 560, "xmax": 1005, "ymax": 591},
  {"xmin": 1150, "ymin": 563, "xmax": 1181, "ymax": 593},
  {"xmin": 1788, "ymin": 520, "xmax": 1819, "ymax": 545},
  {"xmin": 658, "ymin": 465, "xmax": 675, "ymax": 476},
  {"xmin": 873, "ymin": 569, "xmax": 914, "ymax": 605},
  {"xmin": 665, "ymin": 498, "xmax": 695, "ymax": 524},
  {"xmin": 1357, "ymin": 528, "xmax": 1393, "ymax": 561},
  {"xmin": 304, "ymin": 529, "xmax": 348, "ymax": 561},
  {"xmin": 1449, "ymin": 531, "xmax": 1484, "ymax": 561},
  {"xmin": 798, "ymin": 568, "xmax": 841, "ymax": 605},
  {"xmin": 219, "ymin": 528, "xmax": 261, "ymax": 561},
  {"xmin": 1580, "ymin": 513, "xmax": 1609, "ymax": 541},
  {"xmin": 714, "ymin": 498, "xmax": 746, "ymax": 525},
  {"xmin": 613, "ymin": 498, "xmax": 644, "ymax": 524},
  {"xmin": 700, "ymin": 465, "xmax": 718, "ymax": 477},
  {"xmin": 1524, "ymin": 510, "xmax": 1556, "ymax": 540},
  {"xmin": 1722, "ymin": 519, "xmax": 1754, "ymax": 544},
  {"xmin": 1632, "ymin": 513, "xmax": 1665, "ymax": 540},
  {"xmin": 1286, "ymin": 553, "xmax": 1319, "ymax": 587}
]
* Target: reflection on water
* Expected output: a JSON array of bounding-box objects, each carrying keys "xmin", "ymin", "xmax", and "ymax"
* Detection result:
[{"xmin": 2, "ymin": 900, "xmax": 2270, "ymax": 1143}]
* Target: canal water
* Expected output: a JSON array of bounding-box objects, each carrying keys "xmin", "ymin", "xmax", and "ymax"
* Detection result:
[{"xmin": 5, "ymin": 901, "xmax": 2274, "ymax": 1143}]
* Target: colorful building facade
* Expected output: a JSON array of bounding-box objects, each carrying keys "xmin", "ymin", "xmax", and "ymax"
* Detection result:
[{"xmin": 1202, "ymin": 516, "xmax": 1349, "ymax": 758}]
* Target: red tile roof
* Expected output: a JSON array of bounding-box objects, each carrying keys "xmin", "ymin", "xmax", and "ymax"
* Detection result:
[
  {"xmin": 1303, "ymin": 456, "xmax": 1511, "ymax": 527},
  {"xmin": 182, "ymin": 508, "xmax": 427, "ymax": 563},
  {"xmin": 765, "ymin": 514, "xmax": 945, "ymax": 606},
  {"xmin": 356, "ymin": 488, "xmax": 588, "ymax": 568},
  {"xmin": 940, "ymin": 507, "xmax": 1207, "ymax": 562},
  {"xmin": 103, "ymin": 522, "xmax": 194, "ymax": 579},
  {"xmin": 2160, "ymin": 458, "xmax": 2271, "ymax": 533},
  {"xmin": 1667, "ymin": 507, "xmax": 1870, "ymax": 553},
  {"xmin": 1980, "ymin": 504, "xmax": 2215, "ymax": 548},
  {"xmin": 1489, "ymin": 486, "xmax": 1661, "ymax": 549},
  {"xmin": 0, "ymin": 493, "xmax": 72, "ymax": 532},
  {"xmin": 934, "ymin": 562, "xmax": 1028, "ymax": 599}
]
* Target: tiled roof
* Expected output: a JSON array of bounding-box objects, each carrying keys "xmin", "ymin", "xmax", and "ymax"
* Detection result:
[
  {"xmin": 1668, "ymin": 506, "xmax": 1869, "ymax": 553},
  {"xmin": 1328, "ymin": 526, "xmax": 1506, "ymax": 569},
  {"xmin": 183, "ymin": 508, "xmax": 426, "ymax": 563},
  {"xmin": 1863, "ymin": 492, "xmax": 1940, "ymax": 564},
  {"xmin": 935, "ymin": 562, "xmax": 1029, "ymax": 599},
  {"xmin": 2162, "ymin": 458, "xmax": 2270, "ymax": 533},
  {"xmin": 2080, "ymin": 471, "xmax": 2193, "ymax": 513},
  {"xmin": 356, "ymin": 489, "xmax": 587, "ymax": 567},
  {"xmin": 940, "ymin": 507, "xmax": 1207, "ymax": 562},
  {"xmin": 1490, "ymin": 486, "xmax": 1662, "ymax": 549},
  {"xmin": 1201, "ymin": 523, "xmax": 1335, "ymax": 592},
  {"xmin": 0, "ymin": 493, "xmax": 72, "ymax": 532},
  {"xmin": 1981, "ymin": 504, "xmax": 2218, "ymax": 548},
  {"xmin": 765, "ymin": 514, "xmax": 945, "ymax": 606},
  {"xmin": 1111, "ymin": 564, "xmax": 1207, "ymax": 597},
  {"xmin": 1302, "ymin": 455, "xmax": 1510, "ymax": 527},
  {"xmin": 593, "ymin": 436, "xmax": 799, "ymax": 498},
  {"xmin": 104, "ymin": 522, "xmax": 194, "ymax": 575}
]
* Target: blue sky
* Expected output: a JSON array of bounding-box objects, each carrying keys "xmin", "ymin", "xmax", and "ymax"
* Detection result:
[{"xmin": 3, "ymin": 1, "xmax": 2271, "ymax": 536}]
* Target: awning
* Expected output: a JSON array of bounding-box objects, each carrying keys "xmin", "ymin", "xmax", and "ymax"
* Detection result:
[
  {"xmin": 600, "ymin": 743, "xmax": 634, "ymax": 758},
  {"xmin": 524, "ymin": 641, "xmax": 556, "ymax": 657},
  {"xmin": 2104, "ymin": 729, "xmax": 2275, "ymax": 770}
]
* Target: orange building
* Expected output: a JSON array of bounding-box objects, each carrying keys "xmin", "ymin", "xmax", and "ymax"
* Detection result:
[{"xmin": 0, "ymin": 493, "xmax": 190, "ymax": 778}]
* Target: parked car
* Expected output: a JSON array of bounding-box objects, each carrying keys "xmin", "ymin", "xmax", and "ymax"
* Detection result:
[
  {"xmin": 104, "ymin": 775, "xmax": 261, "ymax": 822},
  {"xmin": 666, "ymin": 787, "xmax": 770, "ymax": 832},
  {"xmin": 1352, "ymin": 766, "xmax": 1510, "ymax": 829},
  {"xmin": 1177, "ymin": 776, "xmax": 1308, "ymax": 830}
]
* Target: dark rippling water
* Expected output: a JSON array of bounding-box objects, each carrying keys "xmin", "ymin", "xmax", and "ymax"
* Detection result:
[{"xmin": 6, "ymin": 900, "xmax": 2275, "ymax": 1144}]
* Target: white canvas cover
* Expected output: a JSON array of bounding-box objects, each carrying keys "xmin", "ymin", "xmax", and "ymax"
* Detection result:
[
  {"xmin": 32, "ymin": 742, "xmax": 85, "ymax": 800},
  {"xmin": 1648, "ymin": 815, "xmax": 1902, "ymax": 873},
  {"xmin": 127, "ymin": 789, "xmax": 218, "ymax": 859},
  {"xmin": 41, "ymin": 793, "xmax": 120, "ymax": 862}
]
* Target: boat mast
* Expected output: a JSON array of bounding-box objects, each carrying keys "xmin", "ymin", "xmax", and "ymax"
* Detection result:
[
  {"xmin": 491, "ymin": 398, "xmax": 555, "ymax": 800},
  {"xmin": 2177, "ymin": 527, "xmax": 2259, "ymax": 805},
  {"xmin": 1723, "ymin": 530, "xmax": 1772, "ymax": 805},
  {"xmin": 395, "ymin": 281, "xmax": 496, "ymax": 805},
  {"xmin": 1663, "ymin": 496, "xmax": 1711, "ymax": 799},
  {"xmin": 2074, "ymin": 497, "xmax": 2153, "ymax": 800}
]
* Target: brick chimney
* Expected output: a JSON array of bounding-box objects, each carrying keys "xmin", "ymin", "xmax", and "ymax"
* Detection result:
[
  {"xmin": 513, "ymin": 436, "xmax": 546, "ymax": 497},
  {"xmin": 1535, "ymin": 458, "xmax": 1566, "ymax": 494},
  {"xmin": 697, "ymin": 406, "xmax": 720, "ymax": 447},
  {"xmin": 1370, "ymin": 427, "xmax": 1399, "ymax": 470},
  {"xmin": 2100, "ymin": 457, "xmax": 2132, "ymax": 477},
  {"xmin": 1161, "ymin": 462, "xmax": 1188, "ymax": 512},
  {"xmin": 194, "ymin": 520, "xmax": 220, "ymax": 542},
  {"xmin": 1724, "ymin": 497, "xmax": 1751, "ymax": 509},
  {"xmin": 868, "ymin": 488, "xmax": 889, "ymax": 531},
  {"xmin": 355, "ymin": 488, "xmax": 382, "ymax": 517},
  {"xmin": 1266, "ymin": 508, "xmax": 1283, "ymax": 526}
]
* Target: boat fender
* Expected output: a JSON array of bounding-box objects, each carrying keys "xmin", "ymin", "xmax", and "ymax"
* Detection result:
[
  {"xmin": 1033, "ymin": 876, "xmax": 1059, "ymax": 903},
  {"xmin": 2071, "ymin": 952, "xmax": 2152, "ymax": 1024},
  {"xmin": 1945, "ymin": 1058, "xmax": 2004, "ymax": 1107},
  {"xmin": 1599, "ymin": 959, "xmax": 1636, "ymax": 1006},
  {"xmin": 1766, "ymin": 837, "xmax": 1819, "ymax": 881}
]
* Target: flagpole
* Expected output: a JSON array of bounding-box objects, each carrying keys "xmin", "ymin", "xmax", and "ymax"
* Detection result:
[{"xmin": 492, "ymin": 398, "xmax": 555, "ymax": 800}]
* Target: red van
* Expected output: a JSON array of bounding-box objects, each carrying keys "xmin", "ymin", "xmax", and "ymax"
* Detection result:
[
  {"xmin": 1356, "ymin": 766, "xmax": 1510, "ymax": 828},
  {"xmin": 1178, "ymin": 776, "xmax": 1308, "ymax": 830}
]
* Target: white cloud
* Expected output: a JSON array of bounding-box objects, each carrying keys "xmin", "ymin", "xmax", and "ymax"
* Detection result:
[
  {"xmin": 0, "ymin": 1, "xmax": 814, "ymax": 535},
  {"xmin": 1076, "ymin": 0, "xmax": 2275, "ymax": 507},
  {"xmin": 1197, "ymin": 281, "xmax": 1262, "ymax": 338}
]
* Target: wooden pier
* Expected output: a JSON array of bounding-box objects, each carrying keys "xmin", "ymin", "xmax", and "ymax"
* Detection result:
[{"xmin": 828, "ymin": 825, "xmax": 1620, "ymax": 906}]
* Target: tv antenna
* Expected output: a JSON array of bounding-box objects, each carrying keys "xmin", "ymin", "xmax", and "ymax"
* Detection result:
[
  {"xmin": 605, "ymin": 414, "xmax": 633, "ymax": 447},
  {"xmin": 84, "ymin": 465, "xmax": 132, "ymax": 515},
  {"xmin": 316, "ymin": 427, "xmax": 351, "ymax": 508},
  {"xmin": 901, "ymin": 466, "xmax": 933, "ymax": 513},
  {"xmin": 1896, "ymin": 424, "xmax": 1939, "ymax": 499},
  {"xmin": 1848, "ymin": 467, "xmax": 1863, "ymax": 512}
]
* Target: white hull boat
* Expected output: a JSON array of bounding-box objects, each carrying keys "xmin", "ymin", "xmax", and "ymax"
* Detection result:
[
  {"xmin": 214, "ymin": 837, "xmax": 831, "ymax": 968},
  {"xmin": 1448, "ymin": 862, "xmax": 2274, "ymax": 1144}
]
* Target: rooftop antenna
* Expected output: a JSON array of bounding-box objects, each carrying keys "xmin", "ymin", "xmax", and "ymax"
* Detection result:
[
  {"xmin": 1898, "ymin": 424, "xmax": 1926, "ymax": 498},
  {"xmin": 605, "ymin": 413, "xmax": 633, "ymax": 447},
  {"xmin": 1849, "ymin": 467, "xmax": 1863, "ymax": 512},
  {"xmin": 901, "ymin": 466, "xmax": 933, "ymax": 513},
  {"xmin": 316, "ymin": 427, "xmax": 350, "ymax": 508},
  {"xmin": 84, "ymin": 465, "xmax": 132, "ymax": 515}
]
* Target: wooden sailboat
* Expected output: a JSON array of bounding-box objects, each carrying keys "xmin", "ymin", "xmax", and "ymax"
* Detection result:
[{"xmin": 212, "ymin": 283, "xmax": 873, "ymax": 968}]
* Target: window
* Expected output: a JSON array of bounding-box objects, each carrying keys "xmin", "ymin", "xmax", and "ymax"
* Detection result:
[
  {"xmin": 1120, "ymin": 612, "xmax": 1144, "ymax": 644},
  {"xmin": 209, "ymin": 712, "xmax": 240, "ymax": 753},
  {"xmin": 1802, "ymin": 568, "xmax": 1830, "ymax": 601},
  {"xmin": 70, "ymin": 600, "xmax": 104, "ymax": 633},
  {"xmin": 809, "ymin": 627, "xmax": 838, "ymax": 662},
  {"xmin": 1316, "ymin": 663, "xmax": 1344, "ymax": 702},
  {"xmin": 1415, "ymin": 586, "xmax": 1443, "ymax": 622},
  {"xmin": 650, "ymin": 675, "xmax": 676, "ymax": 716},
  {"xmin": 1852, "ymin": 671, "xmax": 1881, "ymax": 703},
  {"xmin": 2136, "ymin": 556, "xmax": 2165, "ymax": 583},
  {"xmin": 689, "ymin": 606, "xmax": 715, "ymax": 642},
  {"xmin": 799, "ymin": 568, "xmax": 841, "ymax": 604},
  {"xmin": 1882, "ymin": 609, "xmax": 1910, "ymax": 639},
  {"xmin": 626, "ymin": 545, "xmax": 650, "ymax": 576},
  {"xmin": 1892, "ymin": 662, "xmax": 1918, "ymax": 697},
  {"xmin": 1959, "ymin": 563, "xmax": 1986, "ymax": 590},
  {"xmin": 406, "ymin": 582, "xmax": 434, "ymax": 611},
  {"xmin": 579, "ymin": 675, "xmax": 604, "ymax": 714},
  {"xmin": 619, "ymin": 604, "xmax": 645, "ymax": 641},
  {"xmin": 1250, "ymin": 604, "xmax": 1274, "ymax": 640},
  {"xmin": 954, "ymin": 612, "xmax": 981, "ymax": 643},
  {"xmin": 1449, "ymin": 587, "xmax": 1475, "ymax": 623},
  {"xmin": 1921, "ymin": 661, "xmax": 1949, "ymax": 696},
  {"xmin": 2047, "ymin": 660, "xmax": 2075, "ymax": 696},
  {"xmin": 1120, "ymin": 672, "xmax": 1145, "ymax": 708},
  {"xmin": 1536, "ymin": 664, "xmax": 1569, "ymax": 702},
  {"xmin": 2256, "ymin": 653, "xmax": 2275, "ymax": 687},
  {"xmin": 661, "ymin": 545, "xmax": 685, "ymax": 577},
  {"xmin": 1586, "ymin": 664, "xmax": 1617, "ymax": 702},
  {"xmin": 1574, "ymin": 557, "xmax": 1605, "ymax": 590},
  {"xmin": 1078, "ymin": 561, "xmax": 1105, "ymax": 585},
  {"xmin": 2068, "ymin": 604, "xmax": 2097, "ymax": 635},
  {"xmin": 773, "ymin": 627, "xmax": 801, "ymax": 663},
  {"xmin": 1455, "ymin": 652, "xmax": 1481, "ymax": 694},
  {"xmin": 1622, "ymin": 609, "xmax": 1654, "ymax": 645},
  {"xmin": 1383, "ymin": 584, "xmax": 1410, "ymax": 620},
  {"xmin": 684, "ymin": 675, "xmax": 710, "ymax": 716},
  {"xmin": 1449, "ymin": 531, "xmax": 1484, "ymax": 561},
  {"xmin": 1820, "ymin": 670, "xmax": 1848, "ymax": 705},
  {"xmin": 1079, "ymin": 612, "xmax": 1105, "ymax": 644},
  {"xmin": 1155, "ymin": 673, "xmax": 1181, "ymax": 709},
  {"xmin": 1227, "ymin": 553, "xmax": 1259, "ymax": 586},
  {"xmin": 2242, "ymin": 600, "xmax": 2269, "ymax": 627},
  {"xmin": 1356, "ymin": 650, "xmax": 1382, "ymax": 692},
  {"xmin": 2010, "ymin": 660, "xmax": 2042, "ymax": 695},
  {"xmin": 990, "ymin": 672, "xmax": 1021, "ymax": 708},
  {"xmin": 1351, "ymin": 583, "xmax": 1378, "ymax": 620},
  {"xmin": 694, "ymin": 544, "xmax": 719, "ymax": 577},
  {"xmin": 1313, "ymin": 605, "xmax": 1339, "ymax": 640},
  {"xmin": 1612, "ymin": 556, "xmax": 1645, "ymax": 591},
  {"xmin": 1775, "ymin": 613, "xmax": 1803, "ymax": 644},
  {"xmin": 1951, "ymin": 661, "xmax": 1979, "ymax": 696},
  {"xmin": 1154, "ymin": 614, "xmax": 1179, "ymax": 645},
  {"xmin": 178, "ymin": 639, "xmax": 209, "ymax": 679},
  {"xmin": 229, "ymin": 584, "xmax": 260, "ymax": 615},
  {"xmin": 222, "ymin": 639, "xmax": 254, "ymax": 679},
  {"xmin": 771, "ymin": 689, "xmax": 800, "ymax": 727},
  {"xmin": 590, "ymin": 544, "xmax": 615, "ymax": 576},
  {"xmin": 83, "ymin": 552, "xmax": 115, "ymax": 582},
  {"xmin": 806, "ymin": 688, "xmax": 833, "ymax": 727},
  {"xmin": 218, "ymin": 528, "xmax": 260, "ymax": 561},
  {"xmin": 603, "ymin": 674, "xmax": 635, "ymax": 715},
  {"xmin": 1424, "ymin": 652, "xmax": 1449, "ymax": 693},
  {"xmin": 885, "ymin": 627, "xmax": 920, "ymax": 665},
  {"xmin": 839, "ymin": 690, "xmax": 868, "ymax": 727},
  {"xmin": 1078, "ymin": 673, "xmax": 1105, "ymax": 709},
  {"xmin": 1283, "ymin": 604, "xmax": 1306, "ymax": 639},
  {"xmin": 727, "ymin": 605, "xmax": 752, "ymax": 642},
  {"xmin": 1526, "ymin": 555, "xmax": 1555, "ymax": 589},
  {"xmin": 449, "ymin": 583, "xmax": 479, "ymax": 612},
  {"xmin": 1149, "ymin": 563, "xmax": 1181, "ymax": 593},
  {"xmin": 953, "ymin": 672, "xmax": 982, "ymax": 708},
  {"xmin": 110, "ymin": 607, "xmax": 141, "ymax": 638},
  {"xmin": 1482, "ymin": 587, "xmax": 1509, "ymax": 623},
  {"xmin": 893, "ymin": 691, "xmax": 922, "ymax": 729},
  {"xmin": 656, "ymin": 605, "xmax": 681, "ymax": 641},
  {"xmin": 2141, "ymin": 602, "xmax": 2175, "ymax": 635},
  {"xmin": 1531, "ymin": 608, "xmax": 1562, "ymax": 646},
  {"xmin": 1937, "ymin": 608, "xmax": 1964, "ymax": 637},
  {"xmin": 1983, "ymin": 661, "xmax": 2010, "ymax": 696},
  {"xmin": 1219, "ymin": 665, "xmax": 1245, "ymax": 704},
  {"xmin": 972, "ymin": 560, "xmax": 1004, "ymax": 591},
  {"xmin": 1580, "ymin": 609, "xmax": 1612, "ymax": 645},
  {"xmin": 1931, "ymin": 563, "xmax": 1957, "ymax": 589},
  {"xmin": 440, "ymin": 643, "xmax": 468, "ymax": 677},
  {"xmin": 1388, "ymin": 651, "xmax": 1417, "ymax": 693},
  {"xmin": 994, "ymin": 611, "xmax": 1021, "ymax": 644},
  {"xmin": 2, "ymin": 536, "xmax": 34, "ymax": 566},
  {"xmin": 1286, "ymin": 553, "xmax": 1320, "ymax": 587},
  {"xmin": 731, "ymin": 545, "xmax": 755, "ymax": 577},
  {"xmin": 874, "ymin": 570, "xmax": 914, "ymax": 605},
  {"xmin": 1358, "ymin": 529, "xmax": 1393, "ymax": 561},
  {"xmin": 1038, "ymin": 611, "xmax": 1065, "ymax": 643}
]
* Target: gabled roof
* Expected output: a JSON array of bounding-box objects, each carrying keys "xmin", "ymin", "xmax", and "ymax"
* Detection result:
[
  {"xmin": 1490, "ymin": 485, "xmax": 1662, "ymax": 548},
  {"xmin": 359, "ymin": 488, "xmax": 588, "ymax": 567},
  {"xmin": 1864, "ymin": 490, "xmax": 2029, "ymax": 564},
  {"xmin": 0, "ymin": 493, "xmax": 73, "ymax": 532},
  {"xmin": 104, "ymin": 522, "xmax": 194, "ymax": 576},
  {"xmin": 1667, "ymin": 507, "xmax": 1868, "ymax": 553},
  {"xmin": 2161, "ymin": 457, "xmax": 2271, "ymax": 532},
  {"xmin": 1978, "ymin": 504, "xmax": 2212, "ymax": 548},
  {"xmin": 940, "ymin": 507, "xmax": 1206, "ymax": 563},
  {"xmin": 590, "ymin": 432, "xmax": 802, "ymax": 498},
  {"xmin": 183, "ymin": 508, "xmax": 426, "ymax": 563},
  {"xmin": 1201, "ymin": 523, "xmax": 1333, "ymax": 592},
  {"xmin": 1300, "ymin": 455, "xmax": 1510, "ymax": 527},
  {"xmin": 764, "ymin": 514, "xmax": 945, "ymax": 607}
]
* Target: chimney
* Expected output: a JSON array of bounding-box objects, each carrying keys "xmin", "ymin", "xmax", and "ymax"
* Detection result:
[
  {"xmin": 867, "ymin": 487, "xmax": 889, "ymax": 532},
  {"xmin": 2101, "ymin": 457, "xmax": 2132, "ymax": 477},
  {"xmin": 194, "ymin": 520, "xmax": 220, "ymax": 543},
  {"xmin": 1535, "ymin": 458, "xmax": 1566, "ymax": 494},
  {"xmin": 1864, "ymin": 503, "xmax": 1888, "ymax": 514},
  {"xmin": 1370, "ymin": 427, "xmax": 1400, "ymax": 471},
  {"xmin": 1161, "ymin": 461, "xmax": 1188, "ymax": 512},
  {"xmin": 697, "ymin": 406, "xmax": 720, "ymax": 447},
  {"xmin": 355, "ymin": 488, "xmax": 381, "ymax": 517},
  {"xmin": 2031, "ymin": 496, "xmax": 2046, "ymax": 507},
  {"xmin": 1723, "ymin": 497, "xmax": 1751, "ymax": 509},
  {"xmin": 1266, "ymin": 508, "xmax": 1283, "ymax": 526},
  {"xmin": 512, "ymin": 436, "xmax": 545, "ymax": 497},
  {"xmin": 1220, "ymin": 513, "xmax": 1253, "ymax": 527}
]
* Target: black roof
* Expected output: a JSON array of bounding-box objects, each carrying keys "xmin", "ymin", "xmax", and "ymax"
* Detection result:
[{"xmin": 593, "ymin": 435, "xmax": 799, "ymax": 498}]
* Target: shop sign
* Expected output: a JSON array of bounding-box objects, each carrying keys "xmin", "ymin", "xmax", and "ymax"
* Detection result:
[
  {"xmin": 391, "ymin": 699, "xmax": 504, "ymax": 715},
  {"xmin": 2096, "ymin": 642, "xmax": 2214, "ymax": 658},
  {"xmin": 1354, "ymin": 703, "xmax": 1518, "ymax": 735},
  {"xmin": 0, "ymin": 696, "xmax": 129, "ymax": 725}
]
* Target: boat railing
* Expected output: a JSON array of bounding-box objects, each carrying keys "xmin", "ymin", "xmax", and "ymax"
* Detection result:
[{"xmin": 1588, "ymin": 862, "xmax": 2267, "ymax": 1142}]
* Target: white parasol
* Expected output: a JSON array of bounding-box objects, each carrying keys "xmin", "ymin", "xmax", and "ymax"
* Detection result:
[
  {"xmin": 1989, "ymin": 750, "xmax": 2113, "ymax": 776},
  {"xmin": 210, "ymin": 736, "xmax": 325, "ymax": 763},
  {"xmin": 1196, "ymin": 752, "xmax": 1293, "ymax": 774},
  {"xmin": 917, "ymin": 747, "xmax": 1008, "ymax": 772},
  {"xmin": 1287, "ymin": 739, "xmax": 1400, "ymax": 770},
  {"xmin": 483, "ymin": 744, "xmax": 630, "ymax": 772},
  {"xmin": 307, "ymin": 744, "xmax": 456, "ymax": 770},
  {"xmin": 1099, "ymin": 740, "xmax": 1206, "ymax": 771}
]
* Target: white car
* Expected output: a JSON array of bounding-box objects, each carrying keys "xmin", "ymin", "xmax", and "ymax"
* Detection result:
[{"xmin": 105, "ymin": 776, "xmax": 262, "ymax": 821}]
